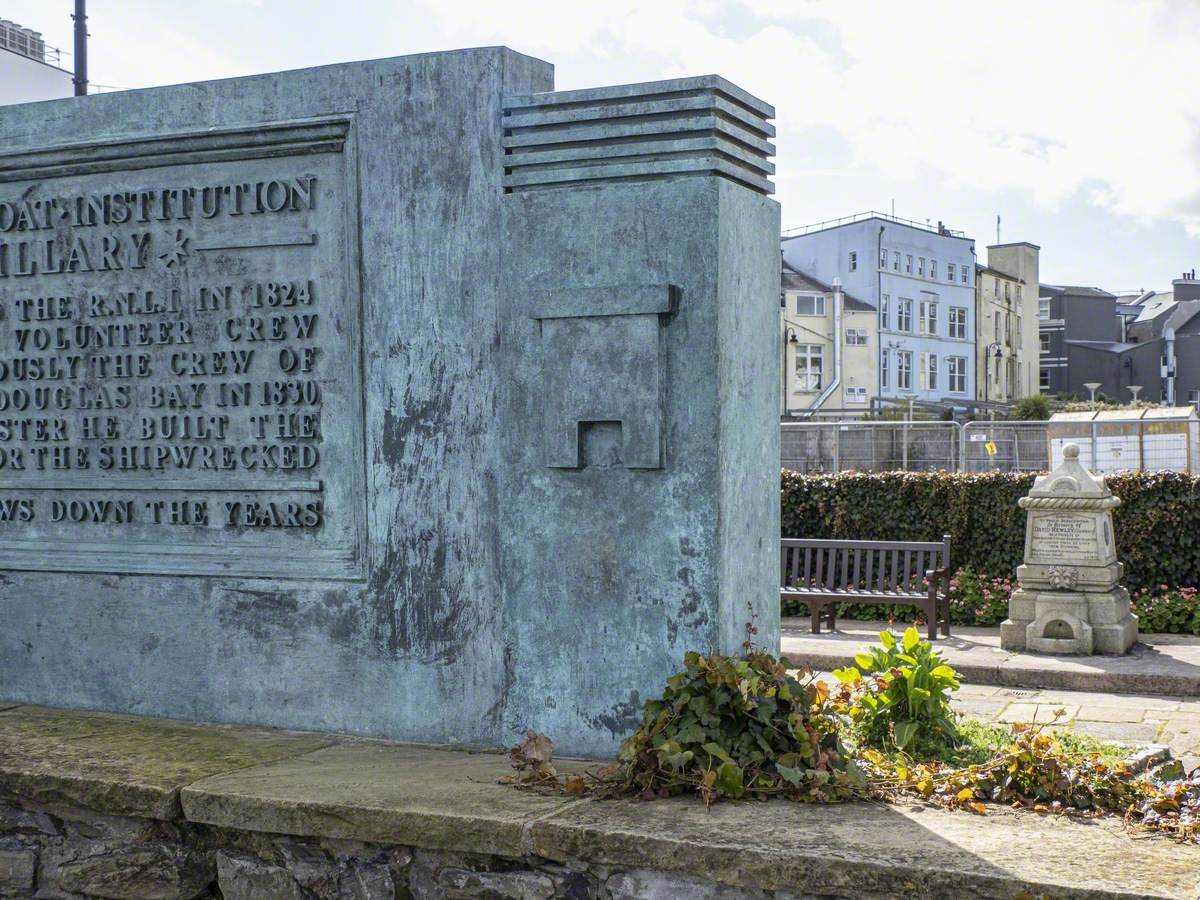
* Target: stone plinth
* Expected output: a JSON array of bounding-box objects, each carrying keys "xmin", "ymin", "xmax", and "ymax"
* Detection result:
[
  {"xmin": 0, "ymin": 50, "xmax": 781, "ymax": 757},
  {"xmin": 1001, "ymin": 443, "xmax": 1137, "ymax": 655}
]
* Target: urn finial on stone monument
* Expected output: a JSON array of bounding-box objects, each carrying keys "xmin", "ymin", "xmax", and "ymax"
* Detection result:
[{"xmin": 1000, "ymin": 442, "xmax": 1138, "ymax": 654}]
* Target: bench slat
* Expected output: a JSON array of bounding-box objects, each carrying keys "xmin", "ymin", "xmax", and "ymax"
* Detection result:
[
  {"xmin": 863, "ymin": 550, "xmax": 874, "ymax": 592},
  {"xmin": 840, "ymin": 547, "xmax": 850, "ymax": 590},
  {"xmin": 802, "ymin": 546, "xmax": 812, "ymax": 587},
  {"xmin": 781, "ymin": 538, "xmax": 950, "ymax": 551},
  {"xmin": 814, "ymin": 546, "xmax": 825, "ymax": 590},
  {"xmin": 782, "ymin": 588, "xmax": 927, "ymax": 601}
]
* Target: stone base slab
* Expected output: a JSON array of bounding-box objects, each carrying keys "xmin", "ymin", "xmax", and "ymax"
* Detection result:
[
  {"xmin": 0, "ymin": 704, "xmax": 1197, "ymax": 898},
  {"xmin": 1002, "ymin": 588, "xmax": 1138, "ymax": 655}
]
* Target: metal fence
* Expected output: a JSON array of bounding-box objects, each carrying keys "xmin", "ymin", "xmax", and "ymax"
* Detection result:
[{"xmin": 782, "ymin": 418, "xmax": 1197, "ymax": 474}]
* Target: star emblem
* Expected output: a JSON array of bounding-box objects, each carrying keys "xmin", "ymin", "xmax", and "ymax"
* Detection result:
[{"xmin": 159, "ymin": 229, "xmax": 191, "ymax": 268}]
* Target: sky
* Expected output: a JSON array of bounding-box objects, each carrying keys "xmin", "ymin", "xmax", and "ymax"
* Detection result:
[{"xmin": 7, "ymin": 0, "xmax": 1198, "ymax": 291}]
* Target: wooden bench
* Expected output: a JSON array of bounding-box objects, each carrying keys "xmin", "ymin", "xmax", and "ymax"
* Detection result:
[{"xmin": 780, "ymin": 535, "xmax": 953, "ymax": 640}]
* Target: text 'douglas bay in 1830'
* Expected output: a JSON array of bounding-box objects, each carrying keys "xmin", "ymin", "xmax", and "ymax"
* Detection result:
[{"xmin": 0, "ymin": 121, "xmax": 365, "ymax": 578}]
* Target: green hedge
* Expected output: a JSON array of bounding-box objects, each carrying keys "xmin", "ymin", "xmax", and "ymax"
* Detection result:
[{"xmin": 781, "ymin": 469, "xmax": 1200, "ymax": 597}]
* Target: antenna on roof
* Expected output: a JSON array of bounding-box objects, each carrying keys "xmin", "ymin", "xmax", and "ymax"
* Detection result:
[{"xmin": 996, "ymin": 214, "xmax": 1001, "ymax": 244}]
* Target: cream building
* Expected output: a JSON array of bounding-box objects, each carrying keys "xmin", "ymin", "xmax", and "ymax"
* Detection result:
[
  {"xmin": 975, "ymin": 242, "xmax": 1040, "ymax": 404},
  {"xmin": 781, "ymin": 262, "xmax": 878, "ymax": 415}
]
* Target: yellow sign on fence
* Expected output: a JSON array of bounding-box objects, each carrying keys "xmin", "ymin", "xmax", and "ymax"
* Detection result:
[{"xmin": 985, "ymin": 440, "xmax": 998, "ymax": 456}]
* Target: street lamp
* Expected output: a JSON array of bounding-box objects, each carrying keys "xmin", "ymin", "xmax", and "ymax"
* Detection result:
[
  {"xmin": 782, "ymin": 327, "xmax": 799, "ymax": 417},
  {"xmin": 984, "ymin": 343, "xmax": 1003, "ymax": 404}
]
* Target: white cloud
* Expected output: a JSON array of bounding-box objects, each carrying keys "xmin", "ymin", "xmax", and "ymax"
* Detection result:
[{"xmin": 414, "ymin": 0, "xmax": 1200, "ymax": 235}]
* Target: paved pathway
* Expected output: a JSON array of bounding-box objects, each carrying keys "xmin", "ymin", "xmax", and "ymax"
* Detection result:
[{"xmin": 783, "ymin": 618, "xmax": 1200, "ymax": 696}]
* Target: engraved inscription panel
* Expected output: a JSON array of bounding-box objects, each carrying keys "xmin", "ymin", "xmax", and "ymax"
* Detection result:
[
  {"xmin": 0, "ymin": 124, "xmax": 364, "ymax": 578},
  {"xmin": 1028, "ymin": 513, "xmax": 1101, "ymax": 566}
]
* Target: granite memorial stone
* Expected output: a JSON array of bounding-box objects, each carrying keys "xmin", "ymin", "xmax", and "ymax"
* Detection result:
[
  {"xmin": 0, "ymin": 48, "xmax": 781, "ymax": 756},
  {"xmin": 1000, "ymin": 443, "xmax": 1138, "ymax": 654}
]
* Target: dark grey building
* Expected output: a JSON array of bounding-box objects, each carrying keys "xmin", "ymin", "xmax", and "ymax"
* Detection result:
[
  {"xmin": 1040, "ymin": 273, "xmax": 1200, "ymax": 407},
  {"xmin": 1038, "ymin": 284, "xmax": 1118, "ymax": 395}
]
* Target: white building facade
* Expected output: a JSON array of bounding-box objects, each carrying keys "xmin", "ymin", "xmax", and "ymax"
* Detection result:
[
  {"xmin": 782, "ymin": 214, "xmax": 978, "ymax": 406},
  {"xmin": 780, "ymin": 264, "xmax": 877, "ymax": 415},
  {"xmin": 0, "ymin": 19, "xmax": 73, "ymax": 106}
]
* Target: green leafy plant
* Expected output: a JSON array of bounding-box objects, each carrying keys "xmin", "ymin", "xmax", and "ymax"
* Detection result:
[
  {"xmin": 833, "ymin": 627, "xmax": 960, "ymax": 751},
  {"xmin": 607, "ymin": 650, "xmax": 864, "ymax": 804}
]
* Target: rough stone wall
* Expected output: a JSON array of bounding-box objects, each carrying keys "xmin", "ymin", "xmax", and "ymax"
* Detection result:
[{"xmin": 0, "ymin": 799, "xmax": 814, "ymax": 900}]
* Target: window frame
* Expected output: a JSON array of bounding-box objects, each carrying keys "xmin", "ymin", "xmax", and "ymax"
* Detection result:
[
  {"xmin": 919, "ymin": 299, "xmax": 938, "ymax": 335},
  {"xmin": 848, "ymin": 250, "xmax": 858, "ymax": 272},
  {"xmin": 897, "ymin": 297, "xmax": 913, "ymax": 332},
  {"xmin": 896, "ymin": 350, "xmax": 913, "ymax": 391},
  {"xmin": 795, "ymin": 294, "xmax": 826, "ymax": 316},
  {"xmin": 1038, "ymin": 297, "xmax": 1051, "ymax": 320},
  {"xmin": 794, "ymin": 344, "xmax": 825, "ymax": 392},
  {"xmin": 948, "ymin": 306, "xmax": 967, "ymax": 339},
  {"xmin": 927, "ymin": 352, "xmax": 938, "ymax": 391},
  {"xmin": 846, "ymin": 328, "xmax": 868, "ymax": 346},
  {"xmin": 948, "ymin": 356, "xmax": 967, "ymax": 394},
  {"xmin": 879, "ymin": 294, "xmax": 890, "ymax": 330}
]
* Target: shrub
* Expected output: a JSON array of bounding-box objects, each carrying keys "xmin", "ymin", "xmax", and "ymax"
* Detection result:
[
  {"xmin": 610, "ymin": 650, "xmax": 863, "ymax": 803},
  {"xmin": 1131, "ymin": 585, "xmax": 1200, "ymax": 635},
  {"xmin": 1011, "ymin": 395, "xmax": 1050, "ymax": 420},
  {"xmin": 832, "ymin": 627, "xmax": 960, "ymax": 752},
  {"xmin": 781, "ymin": 469, "xmax": 1200, "ymax": 598},
  {"xmin": 948, "ymin": 568, "xmax": 1012, "ymax": 626}
]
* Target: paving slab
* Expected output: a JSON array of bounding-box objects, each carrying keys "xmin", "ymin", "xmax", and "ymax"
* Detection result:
[
  {"xmin": 529, "ymin": 795, "xmax": 1200, "ymax": 899},
  {"xmin": 1069, "ymin": 721, "xmax": 1163, "ymax": 746},
  {"xmin": 182, "ymin": 742, "xmax": 591, "ymax": 858},
  {"xmin": 1076, "ymin": 705, "xmax": 1149, "ymax": 723},
  {"xmin": 0, "ymin": 705, "xmax": 335, "ymax": 818},
  {"xmin": 783, "ymin": 619, "xmax": 1200, "ymax": 697}
]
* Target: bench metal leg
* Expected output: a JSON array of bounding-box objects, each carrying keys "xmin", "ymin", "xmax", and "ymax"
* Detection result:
[{"xmin": 826, "ymin": 604, "xmax": 837, "ymax": 634}]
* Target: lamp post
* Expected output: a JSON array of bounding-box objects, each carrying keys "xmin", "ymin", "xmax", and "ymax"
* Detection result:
[
  {"xmin": 984, "ymin": 342, "xmax": 1003, "ymax": 404},
  {"xmin": 782, "ymin": 327, "xmax": 798, "ymax": 417}
]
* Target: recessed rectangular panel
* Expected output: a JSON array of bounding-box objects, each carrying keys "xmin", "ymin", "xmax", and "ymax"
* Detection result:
[{"xmin": 0, "ymin": 120, "xmax": 366, "ymax": 578}]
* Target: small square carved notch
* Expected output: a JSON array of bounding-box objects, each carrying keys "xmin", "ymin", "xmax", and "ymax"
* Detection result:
[{"xmin": 531, "ymin": 284, "xmax": 677, "ymax": 470}]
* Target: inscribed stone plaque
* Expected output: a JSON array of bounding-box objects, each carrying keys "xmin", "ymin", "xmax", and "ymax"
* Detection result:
[
  {"xmin": 1028, "ymin": 513, "xmax": 1100, "ymax": 565},
  {"xmin": 0, "ymin": 119, "xmax": 366, "ymax": 578}
]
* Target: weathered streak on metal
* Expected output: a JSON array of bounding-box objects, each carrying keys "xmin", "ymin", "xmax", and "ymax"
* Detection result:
[{"xmin": 0, "ymin": 49, "xmax": 780, "ymax": 757}]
